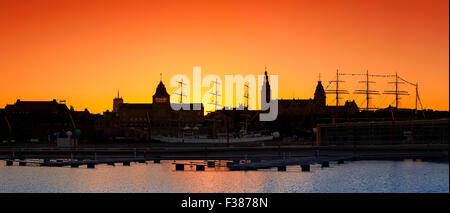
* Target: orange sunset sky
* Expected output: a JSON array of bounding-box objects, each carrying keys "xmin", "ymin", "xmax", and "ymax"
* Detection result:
[{"xmin": 0, "ymin": 0, "xmax": 448, "ymax": 113}]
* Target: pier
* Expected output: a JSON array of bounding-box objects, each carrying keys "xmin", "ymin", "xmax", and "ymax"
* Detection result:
[
  {"xmin": 3, "ymin": 157, "xmax": 157, "ymax": 168},
  {"xmin": 226, "ymin": 156, "xmax": 352, "ymax": 171},
  {"xmin": 1, "ymin": 144, "xmax": 447, "ymax": 170}
]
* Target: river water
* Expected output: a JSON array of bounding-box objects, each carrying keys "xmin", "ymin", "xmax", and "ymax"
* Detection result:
[{"xmin": 0, "ymin": 160, "xmax": 448, "ymax": 193}]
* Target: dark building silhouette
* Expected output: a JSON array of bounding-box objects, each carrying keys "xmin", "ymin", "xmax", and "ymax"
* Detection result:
[
  {"xmin": 1, "ymin": 70, "xmax": 448, "ymax": 144},
  {"xmin": 153, "ymin": 80, "xmax": 170, "ymax": 104},
  {"xmin": 5, "ymin": 99, "xmax": 69, "ymax": 114},
  {"xmin": 99, "ymin": 76, "xmax": 204, "ymax": 141},
  {"xmin": 113, "ymin": 90, "xmax": 123, "ymax": 113},
  {"xmin": 0, "ymin": 99, "xmax": 99, "ymax": 143},
  {"xmin": 260, "ymin": 66, "xmax": 271, "ymax": 107},
  {"xmin": 313, "ymin": 80, "xmax": 326, "ymax": 106},
  {"xmin": 257, "ymin": 69, "xmax": 359, "ymax": 139}
]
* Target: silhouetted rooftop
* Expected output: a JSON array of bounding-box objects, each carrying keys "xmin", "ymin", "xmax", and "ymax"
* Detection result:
[
  {"xmin": 153, "ymin": 81, "xmax": 170, "ymax": 98},
  {"xmin": 5, "ymin": 99, "xmax": 69, "ymax": 113}
]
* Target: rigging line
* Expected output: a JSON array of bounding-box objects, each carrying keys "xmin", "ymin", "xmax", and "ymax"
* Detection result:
[
  {"xmin": 329, "ymin": 97, "xmax": 336, "ymax": 106},
  {"xmin": 405, "ymin": 93, "xmax": 412, "ymax": 107},
  {"xmin": 325, "ymin": 81, "xmax": 333, "ymax": 90},
  {"xmin": 397, "ymin": 76, "xmax": 416, "ymax": 86},
  {"xmin": 417, "ymin": 89, "xmax": 424, "ymax": 110},
  {"xmin": 380, "ymin": 78, "xmax": 395, "ymax": 108},
  {"xmin": 389, "ymin": 99, "xmax": 396, "ymax": 107},
  {"xmin": 377, "ymin": 92, "xmax": 388, "ymax": 109},
  {"xmin": 349, "ymin": 77, "xmax": 365, "ymax": 101},
  {"xmin": 359, "ymin": 98, "xmax": 366, "ymax": 109}
]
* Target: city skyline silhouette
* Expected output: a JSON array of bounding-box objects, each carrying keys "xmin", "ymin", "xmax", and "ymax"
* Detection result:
[{"xmin": 0, "ymin": 0, "xmax": 448, "ymax": 113}]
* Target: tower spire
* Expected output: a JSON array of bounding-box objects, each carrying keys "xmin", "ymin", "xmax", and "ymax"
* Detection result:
[
  {"xmin": 160, "ymin": 73, "xmax": 162, "ymax": 82},
  {"xmin": 261, "ymin": 65, "xmax": 271, "ymax": 105}
]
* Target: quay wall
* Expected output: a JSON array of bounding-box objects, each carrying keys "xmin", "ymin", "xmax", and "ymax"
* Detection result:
[{"xmin": 315, "ymin": 119, "xmax": 449, "ymax": 146}]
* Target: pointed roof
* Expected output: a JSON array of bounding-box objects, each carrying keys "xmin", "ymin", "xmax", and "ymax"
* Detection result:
[
  {"xmin": 314, "ymin": 80, "xmax": 325, "ymax": 96},
  {"xmin": 114, "ymin": 89, "xmax": 123, "ymax": 100},
  {"xmin": 264, "ymin": 65, "xmax": 269, "ymax": 83},
  {"xmin": 153, "ymin": 81, "xmax": 170, "ymax": 98}
]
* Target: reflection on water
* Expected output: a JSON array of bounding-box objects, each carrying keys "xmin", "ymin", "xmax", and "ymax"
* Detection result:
[{"xmin": 0, "ymin": 160, "xmax": 448, "ymax": 193}]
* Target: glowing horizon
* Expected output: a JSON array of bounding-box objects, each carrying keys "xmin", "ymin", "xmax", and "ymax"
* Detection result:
[{"xmin": 0, "ymin": 0, "xmax": 448, "ymax": 113}]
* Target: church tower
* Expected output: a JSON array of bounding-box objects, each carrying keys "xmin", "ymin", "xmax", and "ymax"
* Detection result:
[
  {"xmin": 314, "ymin": 75, "xmax": 326, "ymax": 106},
  {"xmin": 113, "ymin": 89, "xmax": 123, "ymax": 113},
  {"xmin": 153, "ymin": 74, "xmax": 170, "ymax": 104},
  {"xmin": 261, "ymin": 66, "xmax": 271, "ymax": 108}
]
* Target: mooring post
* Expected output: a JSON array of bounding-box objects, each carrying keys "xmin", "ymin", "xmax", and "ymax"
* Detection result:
[
  {"xmin": 277, "ymin": 166, "xmax": 286, "ymax": 171},
  {"xmin": 301, "ymin": 164, "xmax": 310, "ymax": 172},
  {"xmin": 196, "ymin": 165, "xmax": 205, "ymax": 171},
  {"xmin": 175, "ymin": 164, "xmax": 184, "ymax": 171},
  {"xmin": 207, "ymin": 161, "xmax": 215, "ymax": 168}
]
